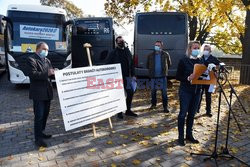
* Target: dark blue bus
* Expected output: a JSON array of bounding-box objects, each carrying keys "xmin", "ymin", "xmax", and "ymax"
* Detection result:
[{"xmin": 71, "ymin": 17, "xmax": 114, "ymax": 67}]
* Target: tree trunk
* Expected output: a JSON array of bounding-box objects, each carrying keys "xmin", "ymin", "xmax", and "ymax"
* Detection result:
[
  {"xmin": 240, "ymin": 9, "xmax": 250, "ymax": 84},
  {"xmin": 189, "ymin": 16, "xmax": 197, "ymax": 41}
]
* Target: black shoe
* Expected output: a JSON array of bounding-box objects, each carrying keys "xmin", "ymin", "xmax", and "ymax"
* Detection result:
[
  {"xmin": 149, "ymin": 105, "xmax": 156, "ymax": 110},
  {"xmin": 178, "ymin": 139, "xmax": 185, "ymax": 146},
  {"xmin": 206, "ymin": 113, "xmax": 212, "ymax": 117},
  {"xmin": 35, "ymin": 139, "xmax": 47, "ymax": 147},
  {"xmin": 125, "ymin": 111, "xmax": 138, "ymax": 117},
  {"xmin": 117, "ymin": 113, "xmax": 123, "ymax": 119},
  {"xmin": 163, "ymin": 107, "xmax": 170, "ymax": 113},
  {"xmin": 42, "ymin": 133, "xmax": 52, "ymax": 139},
  {"xmin": 186, "ymin": 136, "xmax": 199, "ymax": 144}
]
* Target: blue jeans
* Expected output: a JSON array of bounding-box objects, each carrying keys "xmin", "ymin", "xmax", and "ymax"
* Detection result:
[
  {"xmin": 33, "ymin": 100, "xmax": 50, "ymax": 140},
  {"xmin": 178, "ymin": 88, "xmax": 201, "ymax": 140},
  {"xmin": 151, "ymin": 77, "xmax": 168, "ymax": 108}
]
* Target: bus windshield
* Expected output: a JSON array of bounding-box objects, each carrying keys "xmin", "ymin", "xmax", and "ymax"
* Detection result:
[
  {"xmin": 75, "ymin": 20, "xmax": 111, "ymax": 35},
  {"xmin": 137, "ymin": 14, "xmax": 186, "ymax": 35},
  {"xmin": 8, "ymin": 11, "xmax": 66, "ymax": 52}
]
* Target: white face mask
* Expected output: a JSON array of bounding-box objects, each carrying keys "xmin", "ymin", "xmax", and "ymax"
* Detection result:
[
  {"xmin": 203, "ymin": 50, "xmax": 210, "ymax": 57},
  {"xmin": 39, "ymin": 50, "xmax": 48, "ymax": 58},
  {"xmin": 191, "ymin": 49, "xmax": 200, "ymax": 57}
]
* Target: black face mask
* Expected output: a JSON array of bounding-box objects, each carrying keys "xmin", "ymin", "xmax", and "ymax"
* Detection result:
[{"xmin": 117, "ymin": 41, "xmax": 125, "ymax": 48}]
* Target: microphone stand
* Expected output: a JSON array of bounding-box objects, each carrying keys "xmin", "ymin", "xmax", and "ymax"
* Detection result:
[
  {"xmin": 190, "ymin": 69, "xmax": 249, "ymax": 167},
  {"xmin": 217, "ymin": 77, "xmax": 248, "ymax": 166}
]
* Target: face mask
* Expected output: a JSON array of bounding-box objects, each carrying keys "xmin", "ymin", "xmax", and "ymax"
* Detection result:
[
  {"xmin": 191, "ymin": 49, "xmax": 200, "ymax": 57},
  {"xmin": 117, "ymin": 41, "xmax": 125, "ymax": 48},
  {"xmin": 154, "ymin": 46, "xmax": 161, "ymax": 52},
  {"xmin": 39, "ymin": 50, "xmax": 48, "ymax": 58},
  {"xmin": 203, "ymin": 50, "xmax": 210, "ymax": 57}
]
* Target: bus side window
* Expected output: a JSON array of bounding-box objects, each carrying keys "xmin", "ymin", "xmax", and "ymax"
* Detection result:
[{"xmin": 6, "ymin": 24, "xmax": 13, "ymax": 52}]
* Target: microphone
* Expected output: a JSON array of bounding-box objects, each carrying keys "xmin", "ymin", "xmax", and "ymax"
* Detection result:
[{"xmin": 219, "ymin": 63, "xmax": 229, "ymax": 73}]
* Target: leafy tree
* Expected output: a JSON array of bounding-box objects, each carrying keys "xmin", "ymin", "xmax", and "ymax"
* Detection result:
[
  {"xmin": 104, "ymin": 0, "xmax": 243, "ymax": 53},
  {"xmin": 105, "ymin": 0, "xmax": 250, "ymax": 84},
  {"xmin": 239, "ymin": 0, "xmax": 250, "ymax": 84},
  {"xmin": 40, "ymin": 0, "xmax": 83, "ymax": 18}
]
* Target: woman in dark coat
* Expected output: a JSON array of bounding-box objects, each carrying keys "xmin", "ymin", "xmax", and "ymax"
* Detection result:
[{"xmin": 176, "ymin": 41, "xmax": 203, "ymax": 146}]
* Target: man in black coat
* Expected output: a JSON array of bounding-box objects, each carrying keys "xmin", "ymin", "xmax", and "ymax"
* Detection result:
[
  {"xmin": 108, "ymin": 36, "xmax": 137, "ymax": 119},
  {"xmin": 26, "ymin": 42, "xmax": 54, "ymax": 147},
  {"xmin": 198, "ymin": 44, "xmax": 220, "ymax": 117}
]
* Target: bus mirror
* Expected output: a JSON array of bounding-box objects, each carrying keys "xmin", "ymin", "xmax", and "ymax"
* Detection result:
[
  {"xmin": 63, "ymin": 20, "xmax": 74, "ymax": 29},
  {"xmin": 0, "ymin": 15, "xmax": 4, "ymax": 35}
]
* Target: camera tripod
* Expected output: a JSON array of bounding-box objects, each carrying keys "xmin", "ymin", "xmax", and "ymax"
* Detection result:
[{"xmin": 190, "ymin": 70, "xmax": 249, "ymax": 167}]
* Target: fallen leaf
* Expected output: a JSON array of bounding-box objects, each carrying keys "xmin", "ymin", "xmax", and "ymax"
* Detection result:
[
  {"xmin": 107, "ymin": 140, "xmax": 113, "ymax": 145},
  {"xmin": 38, "ymin": 157, "xmax": 45, "ymax": 161},
  {"xmin": 230, "ymin": 147, "xmax": 239, "ymax": 154},
  {"xmin": 120, "ymin": 134, "xmax": 128, "ymax": 139},
  {"xmin": 111, "ymin": 163, "xmax": 117, "ymax": 167},
  {"xmin": 131, "ymin": 138, "xmax": 138, "ymax": 141},
  {"xmin": 150, "ymin": 123, "xmax": 158, "ymax": 129},
  {"xmin": 136, "ymin": 133, "xmax": 143, "ymax": 137},
  {"xmin": 143, "ymin": 136, "xmax": 152, "ymax": 140},
  {"xmin": 184, "ymin": 156, "xmax": 193, "ymax": 161},
  {"xmin": 156, "ymin": 158, "xmax": 161, "ymax": 162},
  {"xmin": 166, "ymin": 148, "xmax": 173, "ymax": 154},
  {"xmin": 180, "ymin": 163, "xmax": 189, "ymax": 167},
  {"xmin": 113, "ymin": 150, "xmax": 121, "ymax": 155},
  {"xmin": 89, "ymin": 148, "xmax": 96, "ymax": 152},
  {"xmin": 138, "ymin": 140, "xmax": 149, "ymax": 146},
  {"xmin": 122, "ymin": 144, "xmax": 127, "ymax": 147},
  {"xmin": 132, "ymin": 159, "xmax": 141, "ymax": 165},
  {"xmin": 38, "ymin": 147, "xmax": 46, "ymax": 152}
]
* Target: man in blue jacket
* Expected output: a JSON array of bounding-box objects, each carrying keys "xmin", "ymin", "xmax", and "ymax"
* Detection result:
[{"xmin": 147, "ymin": 41, "xmax": 172, "ymax": 113}]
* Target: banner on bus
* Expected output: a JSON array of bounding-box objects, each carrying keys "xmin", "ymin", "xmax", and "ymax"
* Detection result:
[
  {"xmin": 20, "ymin": 24, "xmax": 59, "ymax": 40},
  {"xmin": 55, "ymin": 64, "xmax": 127, "ymax": 131}
]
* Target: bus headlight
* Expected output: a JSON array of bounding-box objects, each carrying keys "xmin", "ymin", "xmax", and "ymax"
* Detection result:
[
  {"xmin": 64, "ymin": 60, "xmax": 71, "ymax": 67},
  {"xmin": 9, "ymin": 60, "xmax": 20, "ymax": 69}
]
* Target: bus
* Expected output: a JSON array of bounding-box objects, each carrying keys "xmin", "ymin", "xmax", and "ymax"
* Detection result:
[
  {"xmin": 0, "ymin": 4, "xmax": 72, "ymax": 84},
  {"xmin": 71, "ymin": 17, "xmax": 114, "ymax": 67},
  {"xmin": 134, "ymin": 12, "xmax": 188, "ymax": 77}
]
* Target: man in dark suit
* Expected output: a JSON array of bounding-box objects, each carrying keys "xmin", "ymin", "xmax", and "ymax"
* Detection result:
[
  {"xmin": 108, "ymin": 36, "xmax": 137, "ymax": 119},
  {"xmin": 26, "ymin": 42, "xmax": 54, "ymax": 147},
  {"xmin": 197, "ymin": 44, "xmax": 220, "ymax": 117}
]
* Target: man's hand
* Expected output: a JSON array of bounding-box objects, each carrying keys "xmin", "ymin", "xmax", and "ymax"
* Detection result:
[
  {"xmin": 187, "ymin": 73, "xmax": 195, "ymax": 81},
  {"xmin": 48, "ymin": 69, "xmax": 55, "ymax": 76}
]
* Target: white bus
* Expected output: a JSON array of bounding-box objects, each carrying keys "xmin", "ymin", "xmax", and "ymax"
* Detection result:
[{"xmin": 0, "ymin": 5, "xmax": 72, "ymax": 84}]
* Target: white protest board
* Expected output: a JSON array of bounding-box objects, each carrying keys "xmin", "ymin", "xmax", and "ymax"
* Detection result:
[{"xmin": 55, "ymin": 64, "xmax": 127, "ymax": 131}]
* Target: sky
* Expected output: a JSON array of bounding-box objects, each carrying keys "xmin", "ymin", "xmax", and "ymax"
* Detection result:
[{"xmin": 0, "ymin": 0, "xmax": 134, "ymax": 45}]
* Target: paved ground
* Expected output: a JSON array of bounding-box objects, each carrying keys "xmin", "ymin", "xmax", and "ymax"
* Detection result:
[{"xmin": 0, "ymin": 73, "xmax": 250, "ymax": 167}]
